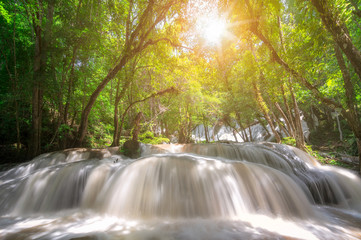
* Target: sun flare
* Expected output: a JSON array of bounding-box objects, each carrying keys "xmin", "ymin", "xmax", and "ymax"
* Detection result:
[{"xmin": 198, "ymin": 17, "xmax": 227, "ymax": 45}]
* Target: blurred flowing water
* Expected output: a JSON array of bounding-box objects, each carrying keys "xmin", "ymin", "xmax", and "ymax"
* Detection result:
[{"xmin": 0, "ymin": 143, "xmax": 361, "ymax": 239}]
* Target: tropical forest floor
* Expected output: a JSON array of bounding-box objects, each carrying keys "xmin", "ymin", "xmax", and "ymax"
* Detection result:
[{"xmin": 308, "ymin": 124, "xmax": 359, "ymax": 172}]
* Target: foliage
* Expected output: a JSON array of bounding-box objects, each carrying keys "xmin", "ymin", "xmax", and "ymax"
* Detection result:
[
  {"xmin": 139, "ymin": 131, "xmax": 170, "ymax": 144},
  {"xmin": 0, "ymin": 0, "xmax": 360, "ymax": 171},
  {"xmin": 282, "ymin": 137, "xmax": 355, "ymax": 169},
  {"xmin": 86, "ymin": 122, "xmax": 114, "ymax": 148},
  {"xmin": 281, "ymin": 137, "xmax": 296, "ymax": 147}
]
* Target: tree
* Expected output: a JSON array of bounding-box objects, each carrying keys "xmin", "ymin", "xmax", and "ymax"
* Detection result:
[
  {"xmin": 227, "ymin": 0, "xmax": 361, "ymax": 171},
  {"xmin": 310, "ymin": 0, "xmax": 361, "ymax": 80},
  {"xmin": 74, "ymin": 0, "xmax": 182, "ymax": 146}
]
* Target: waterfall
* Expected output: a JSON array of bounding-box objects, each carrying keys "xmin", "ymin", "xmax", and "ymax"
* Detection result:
[{"xmin": 0, "ymin": 143, "xmax": 360, "ymax": 239}]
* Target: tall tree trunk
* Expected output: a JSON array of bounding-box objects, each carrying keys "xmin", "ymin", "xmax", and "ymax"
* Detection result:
[
  {"xmin": 0, "ymin": 11, "xmax": 22, "ymax": 151},
  {"xmin": 12, "ymin": 7, "xmax": 21, "ymax": 151},
  {"xmin": 111, "ymin": 78, "xmax": 131, "ymax": 146},
  {"xmin": 274, "ymin": 102, "xmax": 294, "ymax": 138},
  {"xmin": 29, "ymin": 5, "xmax": 44, "ymax": 158},
  {"xmin": 203, "ymin": 115, "xmax": 210, "ymax": 143},
  {"xmin": 30, "ymin": 85, "xmax": 42, "ymax": 158},
  {"xmin": 132, "ymin": 112, "xmax": 143, "ymax": 141},
  {"xmin": 249, "ymin": 41, "xmax": 281, "ymax": 143},
  {"xmin": 205, "ymin": 125, "xmax": 209, "ymax": 143},
  {"xmin": 248, "ymin": 125, "xmax": 253, "ymax": 142},
  {"xmin": 112, "ymin": 82, "xmax": 122, "ymax": 147},
  {"xmin": 29, "ymin": 0, "xmax": 55, "ymax": 157},
  {"xmin": 110, "ymin": 0, "xmax": 134, "ymax": 147},
  {"xmin": 112, "ymin": 57, "xmax": 139, "ymax": 146},
  {"xmin": 288, "ymin": 80, "xmax": 306, "ymax": 150},
  {"xmin": 272, "ymin": 111, "xmax": 290, "ymax": 138},
  {"xmin": 281, "ymin": 85, "xmax": 296, "ymax": 137},
  {"xmin": 334, "ymin": 44, "xmax": 361, "ymax": 171},
  {"xmin": 356, "ymin": 138, "xmax": 361, "ymax": 173},
  {"xmin": 75, "ymin": 54, "xmax": 129, "ymax": 146},
  {"xmin": 252, "ymin": 81, "xmax": 281, "ymax": 143},
  {"xmin": 236, "ymin": 113, "xmax": 249, "ymax": 142},
  {"xmin": 277, "ymin": 15, "xmax": 297, "ymax": 141},
  {"xmin": 334, "ymin": 45, "xmax": 357, "ymax": 119},
  {"xmin": 334, "ymin": 112, "xmax": 343, "ymax": 141},
  {"xmin": 63, "ymin": 47, "xmax": 78, "ymax": 125}
]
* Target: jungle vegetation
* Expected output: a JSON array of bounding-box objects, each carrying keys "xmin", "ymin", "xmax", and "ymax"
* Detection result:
[{"xmin": 0, "ymin": 0, "xmax": 361, "ymax": 171}]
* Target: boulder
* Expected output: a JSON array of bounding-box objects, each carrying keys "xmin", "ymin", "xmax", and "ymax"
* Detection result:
[{"xmin": 122, "ymin": 140, "xmax": 141, "ymax": 158}]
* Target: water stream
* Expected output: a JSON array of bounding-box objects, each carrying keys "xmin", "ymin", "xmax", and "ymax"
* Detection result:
[{"xmin": 0, "ymin": 143, "xmax": 360, "ymax": 239}]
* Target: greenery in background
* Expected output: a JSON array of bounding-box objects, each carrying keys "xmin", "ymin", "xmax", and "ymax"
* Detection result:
[
  {"xmin": 0, "ymin": 0, "xmax": 360, "ymax": 173},
  {"xmin": 282, "ymin": 135, "xmax": 357, "ymax": 170},
  {"xmin": 139, "ymin": 131, "xmax": 170, "ymax": 144}
]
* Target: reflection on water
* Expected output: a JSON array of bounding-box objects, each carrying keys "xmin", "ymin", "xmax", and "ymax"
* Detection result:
[{"xmin": 0, "ymin": 143, "xmax": 361, "ymax": 239}]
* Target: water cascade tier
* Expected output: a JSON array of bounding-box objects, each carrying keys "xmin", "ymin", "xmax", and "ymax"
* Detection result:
[{"xmin": 0, "ymin": 143, "xmax": 361, "ymax": 239}]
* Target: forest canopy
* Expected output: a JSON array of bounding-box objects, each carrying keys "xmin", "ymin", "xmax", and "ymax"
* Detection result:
[{"xmin": 1, "ymin": 0, "xmax": 361, "ymax": 171}]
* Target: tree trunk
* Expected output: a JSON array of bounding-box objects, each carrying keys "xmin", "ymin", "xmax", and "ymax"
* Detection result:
[
  {"xmin": 1, "ymin": 12, "xmax": 22, "ymax": 151},
  {"xmin": 111, "ymin": 89, "xmax": 122, "ymax": 147},
  {"xmin": 272, "ymin": 111, "xmax": 290, "ymax": 138},
  {"xmin": 248, "ymin": 125, "xmax": 253, "ymax": 141},
  {"xmin": 112, "ymin": 58, "xmax": 138, "ymax": 146},
  {"xmin": 281, "ymin": 84, "xmax": 297, "ymax": 136},
  {"xmin": 249, "ymin": 42, "xmax": 281, "ymax": 143},
  {"xmin": 334, "ymin": 113, "xmax": 343, "ymax": 141},
  {"xmin": 111, "ymin": 78, "xmax": 131, "ymax": 146},
  {"xmin": 233, "ymin": 129, "xmax": 238, "ymax": 142},
  {"xmin": 204, "ymin": 121, "xmax": 209, "ymax": 143},
  {"xmin": 275, "ymin": 102, "xmax": 294, "ymax": 138},
  {"xmin": 132, "ymin": 112, "xmax": 143, "ymax": 141},
  {"xmin": 63, "ymin": 47, "xmax": 78, "ymax": 125},
  {"xmin": 29, "ymin": 6, "xmax": 44, "ymax": 158},
  {"xmin": 12, "ymin": 8, "xmax": 21, "ymax": 151},
  {"xmin": 236, "ymin": 113, "xmax": 249, "ymax": 142},
  {"xmin": 310, "ymin": 0, "xmax": 361, "ymax": 80},
  {"xmin": 288, "ymin": 81, "xmax": 306, "ymax": 150},
  {"xmin": 356, "ymin": 138, "xmax": 361, "ymax": 173},
  {"xmin": 334, "ymin": 44, "xmax": 361, "ymax": 171},
  {"xmin": 75, "ymin": 55, "xmax": 129, "ymax": 146},
  {"xmin": 252, "ymin": 81, "xmax": 281, "ymax": 143},
  {"xmin": 29, "ymin": 0, "xmax": 55, "ymax": 157},
  {"xmin": 30, "ymin": 85, "xmax": 42, "ymax": 158},
  {"xmin": 74, "ymin": 0, "xmax": 175, "ymax": 146},
  {"xmin": 334, "ymin": 45, "xmax": 357, "ymax": 119},
  {"xmin": 249, "ymin": 13, "xmax": 361, "ymax": 171},
  {"xmin": 223, "ymin": 116, "xmax": 242, "ymax": 142},
  {"xmin": 114, "ymin": 87, "xmax": 176, "ymax": 146}
]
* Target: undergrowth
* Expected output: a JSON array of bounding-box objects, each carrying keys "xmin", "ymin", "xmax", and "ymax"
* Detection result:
[{"xmin": 281, "ymin": 137, "xmax": 355, "ymax": 170}]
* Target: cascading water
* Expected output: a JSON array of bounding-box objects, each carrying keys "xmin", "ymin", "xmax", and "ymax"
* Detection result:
[{"xmin": 0, "ymin": 143, "xmax": 361, "ymax": 239}]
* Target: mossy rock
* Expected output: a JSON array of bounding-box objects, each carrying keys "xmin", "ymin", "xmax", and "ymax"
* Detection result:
[{"xmin": 121, "ymin": 140, "xmax": 141, "ymax": 158}]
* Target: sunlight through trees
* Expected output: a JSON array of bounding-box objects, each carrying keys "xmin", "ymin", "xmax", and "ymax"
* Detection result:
[{"xmin": 0, "ymin": 0, "xmax": 361, "ymax": 171}]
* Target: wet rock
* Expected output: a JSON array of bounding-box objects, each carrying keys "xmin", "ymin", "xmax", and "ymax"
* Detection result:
[{"xmin": 122, "ymin": 140, "xmax": 141, "ymax": 158}]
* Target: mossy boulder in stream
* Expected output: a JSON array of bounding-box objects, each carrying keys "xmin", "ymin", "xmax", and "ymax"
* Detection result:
[{"xmin": 121, "ymin": 140, "xmax": 141, "ymax": 158}]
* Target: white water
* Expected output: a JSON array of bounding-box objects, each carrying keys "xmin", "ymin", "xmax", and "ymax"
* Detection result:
[
  {"xmin": 192, "ymin": 119, "xmax": 310, "ymax": 143},
  {"xmin": 0, "ymin": 143, "xmax": 361, "ymax": 239}
]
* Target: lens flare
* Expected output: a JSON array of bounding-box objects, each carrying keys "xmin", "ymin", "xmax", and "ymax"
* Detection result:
[{"xmin": 197, "ymin": 17, "xmax": 227, "ymax": 45}]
